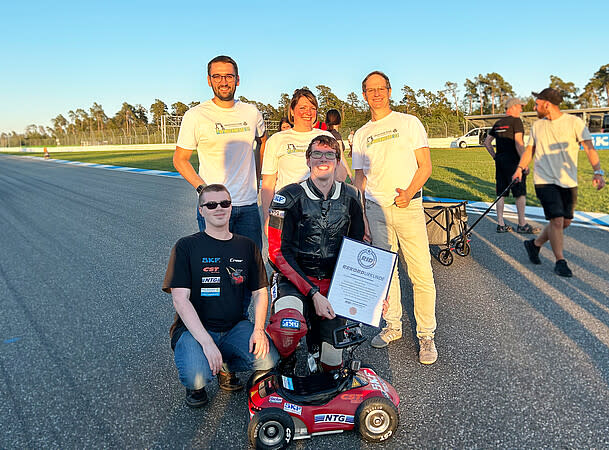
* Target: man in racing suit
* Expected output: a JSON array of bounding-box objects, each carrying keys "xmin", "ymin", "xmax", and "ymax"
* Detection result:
[{"xmin": 267, "ymin": 135, "xmax": 365, "ymax": 371}]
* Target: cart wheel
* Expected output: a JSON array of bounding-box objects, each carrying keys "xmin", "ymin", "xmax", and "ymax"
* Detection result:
[
  {"xmin": 438, "ymin": 249, "xmax": 453, "ymax": 266},
  {"xmin": 455, "ymin": 241, "xmax": 470, "ymax": 257},
  {"xmin": 248, "ymin": 408, "xmax": 294, "ymax": 449},
  {"xmin": 355, "ymin": 397, "xmax": 399, "ymax": 442}
]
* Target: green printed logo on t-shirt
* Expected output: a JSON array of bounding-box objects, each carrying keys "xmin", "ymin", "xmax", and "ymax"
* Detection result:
[
  {"xmin": 366, "ymin": 129, "xmax": 400, "ymax": 148},
  {"xmin": 215, "ymin": 121, "xmax": 251, "ymax": 135},
  {"xmin": 285, "ymin": 143, "xmax": 307, "ymax": 155}
]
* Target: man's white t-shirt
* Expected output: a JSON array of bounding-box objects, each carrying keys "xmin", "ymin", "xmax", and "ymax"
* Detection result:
[
  {"xmin": 352, "ymin": 111, "xmax": 429, "ymax": 207},
  {"xmin": 527, "ymin": 114, "xmax": 591, "ymax": 188},
  {"xmin": 176, "ymin": 99, "xmax": 265, "ymax": 206},
  {"xmin": 261, "ymin": 128, "xmax": 333, "ymax": 190}
]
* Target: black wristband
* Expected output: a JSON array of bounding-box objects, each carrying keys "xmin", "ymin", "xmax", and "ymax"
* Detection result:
[
  {"xmin": 308, "ymin": 285, "xmax": 320, "ymax": 298},
  {"xmin": 196, "ymin": 184, "xmax": 206, "ymax": 195}
]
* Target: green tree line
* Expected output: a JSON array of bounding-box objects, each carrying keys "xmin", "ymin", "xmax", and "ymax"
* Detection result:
[{"xmin": 3, "ymin": 65, "xmax": 608, "ymax": 147}]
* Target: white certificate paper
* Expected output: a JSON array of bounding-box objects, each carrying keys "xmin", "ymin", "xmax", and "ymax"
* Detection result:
[{"xmin": 327, "ymin": 237, "xmax": 397, "ymax": 327}]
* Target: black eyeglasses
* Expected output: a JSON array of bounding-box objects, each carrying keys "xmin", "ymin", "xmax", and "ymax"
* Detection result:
[
  {"xmin": 310, "ymin": 150, "xmax": 337, "ymax": 160},
  {"xmin": 201, "ymin": 200, "xmax": 232, "ymax": 209},
  {"xmin": 210, "ymin": 74, "xmax": 236, "ymax": 82}
]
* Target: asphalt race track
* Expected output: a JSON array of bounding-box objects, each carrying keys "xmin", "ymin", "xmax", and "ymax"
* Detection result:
[{"xmin": 1, "ymin": 155, "xmax": 609, "ymax": 449}]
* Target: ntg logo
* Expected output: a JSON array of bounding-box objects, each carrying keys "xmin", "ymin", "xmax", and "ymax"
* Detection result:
[{"xmin": 357, "ymin": 248, "xmax": 377, "ymax": 268}]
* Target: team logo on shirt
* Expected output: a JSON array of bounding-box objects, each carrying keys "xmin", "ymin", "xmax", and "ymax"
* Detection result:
[
  {"xmin": 215, "ymin": 121, "xmax": 251, "ymax": 134},
  {"xmin": 285, "ymin": 143, "xmax": 307, "ymax": 154},
  {"xmin": 201, "ymin": 287, "xmax": 220, "ymax": 297},
  {"xmin": 201, "ymin": 277, "xmax": 221, "ymax": 283},
  {"xmin": 202, "ymin": 266, "xmax": 220, "ymax": 273},
  {"xmin": 366, "ymin": 129, "xmax": 400, "ymax": 147},
  {"xmin": 202, "ymin": 257, "xmax": 220, "ymax": 263},
  {"xmin": 227, "ymin": 267, "xmax": 244, "ymax": 285}
]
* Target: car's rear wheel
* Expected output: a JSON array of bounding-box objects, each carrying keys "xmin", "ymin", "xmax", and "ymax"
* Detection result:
[
  {"xmin": 355, "ymin": 397, "xmax": 399, "ymax": 442},
  {"xmin": 248, "ymin": 408, "xmax": 294, "ymax": 449}
]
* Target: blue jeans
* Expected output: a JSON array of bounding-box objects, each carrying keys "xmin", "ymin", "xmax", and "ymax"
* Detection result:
[
  {"xmin": 173, "ymin": 321, "xmax": 279, "ymax": 390},
  {"xmin": 197, "ymin": 202, "xmax": 262, "ymax": 251}
]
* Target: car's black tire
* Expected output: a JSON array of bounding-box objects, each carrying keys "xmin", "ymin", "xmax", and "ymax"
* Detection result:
[
  {"xmin": 248, "ymin": 408, "xmax": 295, "ymax": 450},
  {"xmin": 459, "ymin": 141, "xmax": 467, "ymax": 148},
  {"xmin": 455, "ymin": 240, "xmax": 470, "ymax": 257},
  {"xmin": 355, "ymin": 397, "xmax": 399, "ymax": 442},
  {"xmin": 438, "ymin": 249, "xmax": 453, "ymax": 266}
]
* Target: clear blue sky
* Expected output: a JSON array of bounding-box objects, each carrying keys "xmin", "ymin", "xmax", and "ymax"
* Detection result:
[{"xmin": 1, "ymin": 0, "xmax": 606, "ymax": 133}]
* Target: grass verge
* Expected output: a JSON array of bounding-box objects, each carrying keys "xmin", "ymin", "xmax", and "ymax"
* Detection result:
[{"xmin": 4, "ymin": 148, "xmax": 608, "ymax": 213}]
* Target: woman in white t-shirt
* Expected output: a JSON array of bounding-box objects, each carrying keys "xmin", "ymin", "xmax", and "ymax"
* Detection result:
[{"xmin": 261, "ymin": 88, "xmax": 335, "ymax": 230}]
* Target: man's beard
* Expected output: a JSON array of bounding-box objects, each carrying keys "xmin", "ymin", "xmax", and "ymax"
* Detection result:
[{"xmin": 212, "ymin": 84, "xmax": 235, "ymax": 102}]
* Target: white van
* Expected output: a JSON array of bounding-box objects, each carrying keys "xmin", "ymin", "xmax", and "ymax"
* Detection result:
[{"xmin": 452, "ymin": 127, "xmax": 492, "ymax": 148}]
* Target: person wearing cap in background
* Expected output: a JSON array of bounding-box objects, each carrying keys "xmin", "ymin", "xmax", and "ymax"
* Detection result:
[
  {"xmin": 512, "ymin": 88, "xmax": 605, "ymax": 278},
  {"xmin": 484, "ymin": 97, "xmax": 539, "ymax": 234}
]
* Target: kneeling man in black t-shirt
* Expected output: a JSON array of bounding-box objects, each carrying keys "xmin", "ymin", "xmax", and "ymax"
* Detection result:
[{"xmin": 163, "ymin": 184, "xmax": 278, "ymax": 407}]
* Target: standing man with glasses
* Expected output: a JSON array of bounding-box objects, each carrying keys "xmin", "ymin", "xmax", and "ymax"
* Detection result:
[
  {"xmin": 353, "ymin": 71, "xmax": 438, "ymax": 365},
  {"xmin": 163, "ymin": 184, "xmax": 278, "ymax": 407},
  {"xmin": 173, "ymin": 55, "xmax": 266, "ymax": 250}
]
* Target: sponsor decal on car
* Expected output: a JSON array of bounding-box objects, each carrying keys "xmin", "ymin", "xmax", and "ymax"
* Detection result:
[
  {"xmin": 202, "ymin": 266, "xmax": 219, "ymax": 273},
  {"xmin": 229, "ymin": 258, "xmax": 243, "ymax": 263},
  {"xmin": 201, "ymin": 277, "xmax": 220, "ymax": 284},
  {"xmin": 201, "ymin": 257, "xmax": 220, "ymax": 263},
  {"xmin": 314, "ymin": 414, "xmax": 354, "ymax": 424},
  {"xmin": 268, "ymin": 396, "xmax": 283, "ymax": 404},
  {"xmin": 340, "ymin": 393, "xmax": 363, "ymax": 403},
  {"xmin": 281, "ymin": 375, "xmax": 294, "ymax": 390},
  {"xmin": 362, "ymin": 369, "xmax": 389, "ymax": 393},
  {"xmin": 280, "ymin": 318, "xmax": 300, "ymax": 329},
  {"xmin": 200, "ymin": 287, "xmax": 220, "ymax": 297},
  {"xmin": 283, "ymin": 403, "xmax": 302, "ymax": 415},
  {"xmin": 273, "ymin": 194, "xmax": 286, "ymax": 204}
]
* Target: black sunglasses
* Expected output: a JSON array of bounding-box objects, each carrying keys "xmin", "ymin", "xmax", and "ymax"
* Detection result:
[{"xmin": 201, "ymin": 200, "xmax": 232, "ymax": 209}]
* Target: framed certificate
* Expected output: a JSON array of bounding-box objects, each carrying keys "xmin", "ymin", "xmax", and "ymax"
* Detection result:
[{"xmin": 327, "ymin": 237, "xmax": 397, "ymax": 327}]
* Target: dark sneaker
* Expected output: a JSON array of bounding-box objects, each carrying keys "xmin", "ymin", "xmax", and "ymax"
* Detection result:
[
  {"xmin": 517, "ymin": 223, "xmax": 541, "ymax": 234},
  {"xmin": 496, "ymin": 225, "xmax": 513, "ymax": 233},
  {"xmin": 218, "ymin": 371, "xmax": 244, "ymax": 391},
  {"xmin": 524, "ymin": 239, "xmax": 541, "ymax": 264},
  {"xmin": 554, "ymin": 260, "xmax": 573, "ymax": 277},
  {"xmin": 185, "ymin": 387, "xmax": 208, "ymax": 408}
]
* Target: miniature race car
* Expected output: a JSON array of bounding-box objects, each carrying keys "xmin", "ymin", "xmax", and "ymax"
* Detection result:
[{"xmin": 247, "ymin": 322, "xmax": 400, "ymax": 449}]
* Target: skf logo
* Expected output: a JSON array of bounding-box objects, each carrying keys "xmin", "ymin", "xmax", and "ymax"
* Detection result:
[
  {"xmin": 280, "ymin": 318, "xmax": 300, "ymax": 329},
  {"xmin": 283, "ymin": 403, "xmax": 302, "ymax": 415},
  {"xmin": 314, "ymin": 414, "xmax": 354, "ymax": 424},
  {"xmin": 202, "ymin": 257, "xmax": 220, "ymax": 263},
  {"xmin": 202, "ymin": 267, "xmax": 219, "ymax": 273}
]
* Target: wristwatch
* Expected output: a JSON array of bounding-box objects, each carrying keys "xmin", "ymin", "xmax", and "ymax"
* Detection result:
[
  {"xmin": 196, "ymin": 184, "xmax": 206, "ymax": 194},
  {"xmin": 593, "ymin": 169, "xmax": 605, "ymax": 177}
]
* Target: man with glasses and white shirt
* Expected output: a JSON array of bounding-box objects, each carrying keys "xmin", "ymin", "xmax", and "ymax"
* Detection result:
[
  {"xmin": 353, "ymin": 71, "xmax": 438, "ymax": 365},
  {"xmin": 173, "ymin": 55, "xmax": 266, "ymax": 250},
  {"xmin": 163, "ymin": 184, "xmax": 278, "ymax": 407}
]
